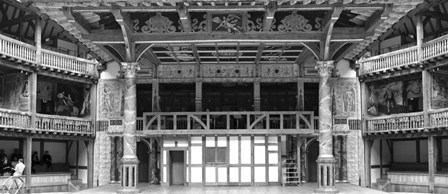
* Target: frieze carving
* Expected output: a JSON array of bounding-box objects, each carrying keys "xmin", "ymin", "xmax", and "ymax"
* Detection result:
[
  {"xmin": 260, "ymin": 64, "xmax": 295, "ymax": 78},
  {"xmin": 134, "ymin": 13, "xmax": 177, "ymax": 33},
  {"xmin": 202, "ymin": 64, "xmax": 255, "ymax": 78},
  {"xmin": 271, "ymin": 11, "xmax": 322, "ymax": 32},
  {"xmin": 157, "ymin": 65, "xmax": 196, "ymax": 79},
  {"xmin": 331, "ymin": 78, "xmax": 359, "ymax": 118},
  {"xmin": 98, "ymin": 80, "xmax": 123, "ymax": 119},
  {"xmin": 191, "ymin": 13, "xmax": 208, "ymax": 32},
  {"xmin": 211, "ymin": 13, "xmax": 244, "ymax": 33},
  {"xmin": 247, "ymin": 13, "xmax": 263, "ymax": 32},
  {"xmin": 315, "ymin": 61, "xmax": 334, "ymax": 77}
]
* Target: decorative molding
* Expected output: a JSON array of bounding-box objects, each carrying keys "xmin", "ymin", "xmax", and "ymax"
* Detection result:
[
  {"xmin": 260, "ymin": 64, "xmax": 295, "ymax": 78},
  {"xmin": 98, "ymin": 80, "xmax": 123, "ymax": 119},
  {"xmin": 211, "ymin": 13, "xmax": 244, "ymax": 33},
  {"xmin": 247, "ymin": 13, "xmax": 263, "ymax": 32},
  {"xmin": 201, "ymin": 64, "xmax": 255, "ymax": 78},
  {"xmin": 304, "ymin": 67, "xmax": 319, "ymax": 77},
  {"xmin": 157, "ymin": 65, "xmax": 196, "ymax": 79},
  {"xmin": 275, "ymin": 11, "xmax": 322, "ymax": 32},
  {"xmin": 136, "ymin": 13, "xmax": 177, "ymax": 33},
  {"xmin": 121, "ymin": 62, "xmax": 140, "ymax": 78},
  {"xmin": 191, "ymin": 13, "xmax": 208, "ymax": 32},
  {"xmin": 315, "ymin": 60, "xmax": 334, "ymax": 77}
]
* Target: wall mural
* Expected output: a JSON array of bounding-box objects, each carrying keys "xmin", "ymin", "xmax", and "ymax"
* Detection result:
[
  {"xmin": 98, "ymin": 80, "xmax": 123, "ymax": 119},
  {"xmin": 331, "ymin": 78, "xmax": 359, "ymax": 118},
  {"xmin": 55, "ymin": 83, "xmax": 89, "ymax": 117},
  {"xmin": 367, "ymin": 79, "xmax": 422, "ymax": 116},
  {"xmin": 4, "ymin": 73, "xmax": 28, "ymax": 111},
  {"xmin": 432, "ymin": 75, "xmax": 448, "ymax": 109}
]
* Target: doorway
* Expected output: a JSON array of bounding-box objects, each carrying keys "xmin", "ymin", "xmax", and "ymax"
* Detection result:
[
  {"xmin": 307, "ymin": 140, "xmax": 319, "ymax": 182},
  {"xmin": 137, "ymin": 142, "xmax": 150, "ymax": 182},
  {"xmin": 169, "ymin": 151, "xmax": 185, "ymax": 185}
]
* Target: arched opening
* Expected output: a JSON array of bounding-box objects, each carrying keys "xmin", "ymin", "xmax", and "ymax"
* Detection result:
[{"xmin": 307, "ymin": 140, "xmax": 319, "ymax": 182}]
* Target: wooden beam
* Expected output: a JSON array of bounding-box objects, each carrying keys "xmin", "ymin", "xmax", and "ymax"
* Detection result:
[
  {"xmin": 111, "ymin": 7, "xmax": 134, "ymax": 61},
  {"xmin": 62, "ymin": 7, "xmax": 91, "ymax": 34},
  {"xmin": 86, "ymin": 27, "xmax": 368, "ymax": 44},
  {"xmin": 421, "ymin": 10, "xmax": 448, "ymax": 22},
  {"xmin": 97, "ymin": 45, "xmax": 124, "ymax": 62},
  {"xmin": 263, "ymin": 2, "xmax": 276, "ymax": 31},
  {"xmin": 0, "ymin": 14, "xmax": 37, "ymax": 29},
  {"xmin": 322, "ymin": 7, "xmax": 343, "ymax": 60},
  {"xmin": 365, "ymin": 4, "xmax": 393, "ymax": 32},
  {"xmin": 177, "ymin": 3, "xmax": 192, "ymax": 32}
]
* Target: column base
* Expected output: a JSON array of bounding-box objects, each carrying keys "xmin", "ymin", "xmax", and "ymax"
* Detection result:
[
  {"xmin": 314, "ymin": 156, "xmax": 339, "ymax": 194},
  {"xmin": 119, "ymin": 157, "xmax": 139, "ymax": 194}
]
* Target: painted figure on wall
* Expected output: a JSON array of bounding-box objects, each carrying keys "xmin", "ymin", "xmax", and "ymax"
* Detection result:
[
  {"xmin": 55, "ymin": 91, "xmax": 79, "ymax": 116},
  {"xmin": 383, "ymin": 86, "xmax": 395, "ymax": 113},
  {"xmin": 80, "ymin": 86, "xmax": 90, "ymax": 116},
  {"xmin": 332, "ymin": 79, "xmax": 359, "ymax": 118}
]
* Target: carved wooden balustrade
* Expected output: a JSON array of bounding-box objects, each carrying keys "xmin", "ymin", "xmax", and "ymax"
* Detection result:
[
  {"xmin": 365, "ymin": 112, "xmax": 424, "ymax": 133},
  {"xmin": 0, "ymin": 33, "xmax": 98, "ymax": 77},
  {"xmin": 35, "ymin": 114, "xmax": 93, "ymax": 135},
  {"xmin": 0, "ymin": 108, "xmax": 32, "ymax": 129},
  {"xmin": 429, "ymin": 108, "xmax": 448, "ymax": 128},
  {"xmin": 358, "ymin": 34, "xmax": 448, "ymax": 75},
  {"xmin": 140, "ymin": 111, "xmax": 315, "ymax": 135}
]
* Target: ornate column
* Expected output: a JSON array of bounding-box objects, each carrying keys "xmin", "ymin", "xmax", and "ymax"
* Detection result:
[
  {"xmin": 118, "ymin": 62, "xmax": 140, "ymax": 194},
  {"xmin": 314, "ymin": 61, "xmax": 338, "ymax": 193}
]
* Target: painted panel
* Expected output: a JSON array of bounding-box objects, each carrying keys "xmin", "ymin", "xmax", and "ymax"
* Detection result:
[
  {"xmin": 331, "ymin": 78, "xmax": 359, "ymax": 118},
  {"xmin": 240, "ymin": 167, "xmax": 251, "ymax": 183},
  {"xmin": 98, "ymin": 80, "xmax": 122, "ymax": 119},
  {"xmin": 163, "ymin": 140, "xmax": 175, "ymax": 147},
  {"xmin": 206, "ymin": 137, "xmax": 215, "ymax": 147},
  {"xmin": 268, "ymin": 153, "xmax": 278, "ymax": 164},
  {"xmin": 241, "ymin": 137, "xmax": 251, "ymax": 164},
  {"xmin": 432, "ymin": 75, "xmax": 448, "ymax": 108},
  {"xmin": 254, "ymin": 136, "xmax": 265, "ymax": 144},
  {"xmin": 177, "ymin": 140, "xmax": 188, "ymax": 147},
  {"xmin": 163, "ymin": 166, "xmax": 167, "ymax": 183},
  {"xmin": 229, "ymin": 167, "xmax": 239, "ymax": 182},
  {"xmin": 268, "ymin": 145, "xmax": 278, "ymax": 151},
  {"xmin": 163, "ymin": 150, "xmax": 167, "ymax": 165},
  {"xmin": 191, "ymin": 137, "xmax": 202, "ymax": 144},
  {"xmin": 268, "ymin": 136, "xmax": 278, "ymax": 143},
  {"xmin": 269, "ymin": 166, "xmax": 278, "ymax": 182},
  {"xmin": 254, "ymin": 146, "xmax": 266, "ymax": 164},
  {"xmin": 254, "ymin": 167, "xmax": 266, "ymax": 182},
  {"xmin": 191, "ymin": 167, "xmax": 202, "ymax": 183},
  {"xmin": 191, "ymin": 146, "xmax": 202, "ymax": 164},
  {"xmin": 217, "ymin": 137, "xmax": 227, "ymax": 147},
  {"xmin": 206, "ymin": 167, "xmax": 216, "ymax": 183},
  {"xmin": 218, "ymin": 167, "xmax": 227, "ymax": 182},
  {"xmin": 229, "ymin": 137, "xmax": 239, "ymax": 164}
]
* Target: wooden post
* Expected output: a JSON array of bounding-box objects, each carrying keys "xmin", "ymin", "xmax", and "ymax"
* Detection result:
[
  {"xmin": 254, "ymin": 82, "xmax": 260, "ymax": 111},
  {"xmin": 422, "ymin": 70, "xmax": 431, "ymax": 127},
  {"xmin": 297, "ymin": 81, "xmax": 304, "ymax": 111},
  {"xmin": 364, "ymin": 138, "xmax": 373, "ymax": 188},
  {"xmin": 428, "ymin": 136, "xmax": 437, "ymax": 193},
  {"xmin": 35, "ymin": 18, "xmax": 42, "ymax": 65},
  {"xmin": 90, "ymin": 84, "xmax": 97, "ymax": 133},
  {"xmin": 152, "ymin": 80, "xmax": 160, "ymax": 112},
  {"xmin": 195, "ymin": 81, "xmax": 202, "ymax": 112},
  {"xmin": 86, "ymin": 140, "xmax": 94, "ymax": 188},
  {"xmin": 24, "ymin": 136, "xmax": 32, "ymax": 193},
  {"xmin": 29, "ymin": 73, "xmax": 37, "ymax": 130},
  {"xmin": 297, "ymin": 137, "xmax": 304, "ymax": 184},
  {"xmin": 415, "ymin": 14, "xmax": 424, "ymax": 62},
  {"xmin": 379, "ymin": 139, "xmax": 383, "ymax": 179},
  {"xmin": 360, "ymin": 82, "xmax": 368, "ymax": 133}
]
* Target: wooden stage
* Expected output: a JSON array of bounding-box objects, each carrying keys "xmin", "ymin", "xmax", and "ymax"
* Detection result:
[{"xmin": 74, "ymin": 183, "xmax": 387, "ymax": 194}]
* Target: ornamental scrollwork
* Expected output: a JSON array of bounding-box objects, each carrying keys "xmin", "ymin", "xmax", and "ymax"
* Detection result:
[
  {"xmin": 157, "ymin": 65, "xmax": 196, "ymax": 79},
  {"xmin": 261, "ymin": 64, "xmax": 294, "ymax": 78},
  {"xmin": 121, "ymin": 62, "xmax": 140, "ymax": 78},
  {"xmin": 278, "ymin": 11, "xmax": 312, "ymax": 32},
  {"xmin": 202, "ymin": 64, "xmax": 255, "ymax": 78},
  {"xmin": 315, "ymin": 61, "xmax": 334, "ymax": 77},
  {"xmin": 247, "ymin": 13, "xmax": 262, "ymax": 32},
  {"xmin": 139, "ymin": 13, "xmax": 177, "ymax": 33},
  {"xmin": 191, "ymin": 13, "xmax": 207, "ymax": 32},
  {"xmin": 211, "ymin": 13, "xmax": 244, "ymax": 33}
]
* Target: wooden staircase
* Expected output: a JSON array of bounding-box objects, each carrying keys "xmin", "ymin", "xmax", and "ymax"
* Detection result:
[{"xmin": 282, "ymin": 158, "xmax": 300, "ymax": 186}]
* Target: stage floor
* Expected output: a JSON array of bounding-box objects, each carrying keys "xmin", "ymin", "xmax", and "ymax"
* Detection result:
[{"xmin": 74, "ymin": 183, "xmax": 388, "ymax": 194}]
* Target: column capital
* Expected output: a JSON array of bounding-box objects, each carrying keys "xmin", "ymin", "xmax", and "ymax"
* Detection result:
[
  {"xmin": 315, "ymin": 61, "xmax": 334, "ymax": 77},
  {"xmin": 121, "ymin": 62, "xmax": 140, "ymax": 78}
]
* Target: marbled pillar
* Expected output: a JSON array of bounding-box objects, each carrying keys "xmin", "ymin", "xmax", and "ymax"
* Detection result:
[
  {"xmin": 314, "ymin": 61, "xmax": 338, "ymax": 193},
  {"xmin": 119, "ymin": 62, "xmax": 140, "ymax": 194},
  {"xmin": 195, "ymin": 82, "xmax": 202, "ymax": 111},
  {"xmin": 254, "ymin": 81, "xmax": 261, "ymax": 111}
]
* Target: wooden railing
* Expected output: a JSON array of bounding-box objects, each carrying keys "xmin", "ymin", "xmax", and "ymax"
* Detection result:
[
  {"xmin": 35, "ymin": 114, "xmax": 93, "ymax": 135},
  {"xmin": 365, "ymin": 112, "xmax": 424, "ymax": 132},
  {"xmin": 358, "ymin": 34, "xmax": 448, "ymax": 75},
  {"xmin": 0, "ymin": 33, "xmax": 98, "ymax": 77},
  {"xmin": 0, "ymin": 108, "xmax": 32, "ymax": 129},
  {"xmin": 141, "ymin": 111, "xmax": 315, "ymax": 134},
  {"xmin": 429, "ymin": 108, "xmax": 448, "ymax": 128}
]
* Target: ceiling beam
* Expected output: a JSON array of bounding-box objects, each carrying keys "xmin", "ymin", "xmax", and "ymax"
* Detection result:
[
  {"xmin": 322, "ymin": 7, "xmax": 343, "ymax": 60},
  {"xmin": 86, "ymin": 27, "xmax": 369, "ymax": 44},
  {"xmin": 111, "ymin": 7, "xmax": 134, "ymax": 61},
  {"xmin": 0, "ymin": 13, "xmax": 37, "ymax": 29},
  {"xmin": 263, "ymin": 2, "xmax": 276, "ymax": 31},
  {"xmin": 178, "ymin": 3, "xmax": 192, "ymax": 32},
  {"xmin": 421, "ymin": 10, "xmax": 448, "ymax": 22},
  {"xmin": 62, "ymin": 7, "xmax": 91, "ymax": 35},
  {"xmin": 365, "ymin": 4, "xmax": 393, "ymax": 32}
]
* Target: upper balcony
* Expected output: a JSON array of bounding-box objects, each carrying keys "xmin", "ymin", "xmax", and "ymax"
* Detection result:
[
  {"xmin": 0, "ymin": 108, "xmax": 94, "ymax": 137},
  {"xmin": 358, "ymin": 34, "xmax": 448, "ymax": 78},
  {"xmin": 0, "ymin": 33, "xmax": 98, "ymax": 79},
  {"xmin": 135, "ymin": 111, "xmax": 317, "ymax": 136}
]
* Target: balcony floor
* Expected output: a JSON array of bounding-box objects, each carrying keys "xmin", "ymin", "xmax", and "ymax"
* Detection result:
[{"xmin": 74, "ymin": 183, "xmax": 387, "ymax": 194}]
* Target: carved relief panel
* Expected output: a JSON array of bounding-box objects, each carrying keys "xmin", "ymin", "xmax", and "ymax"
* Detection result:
[
  {"xmin": 98, "ymin": 80, "xmax": 123, "ymax": 119},
  {"xmin": 331, "ymin": 78, "xmax": 360, "ymax": 119},
  {"xmin": 157, "ymin": 65, "xmax": 196, "ymax": 79},
  {"xmin": 260, "ymin": 64, "xmax": 297, "ymax": 78},
  {"xmin": 201, "ymin": 64, "xmax": 255, "ymax": 78}
]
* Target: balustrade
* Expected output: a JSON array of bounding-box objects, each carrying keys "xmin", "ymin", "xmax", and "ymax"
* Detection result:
[
  {"xmin": 429, "ymin": 108, "xmax": 448, "ymax": 128},
  {"xmin": 365, "ymin": 112, "xmax": 424, "ymax": 132},
  {"xmin": 35, "ymin": 114, "xmax": 93, "ymax": 135},
  {"xmin": 141, "ymin": 111, "xmax": 314, "ymax": 133},
  {"xmin": 0, "ymin": 108, "xmax": 31, "ymax": 129},
  {"xmin": 0, "ymin": 33, "xmax": 98, "ymax": 77},
  {"xmin": 358, "ymin": 34, "xmax": 448, "ymax": 76}
]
